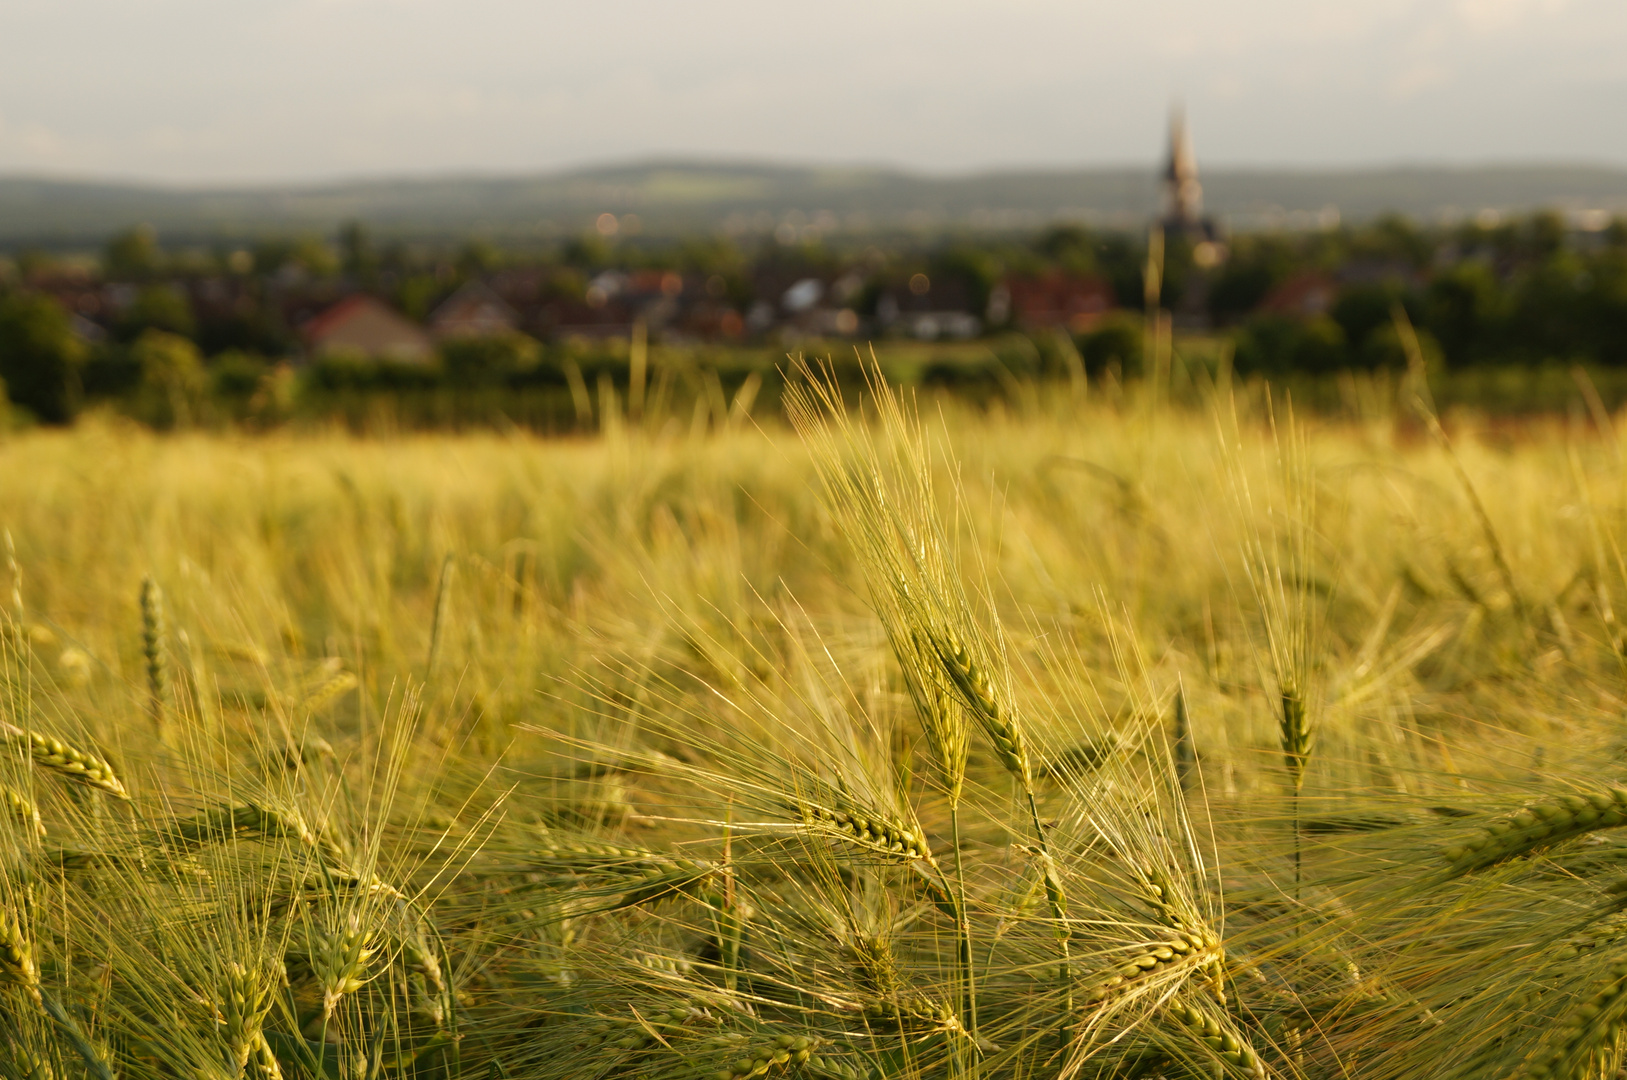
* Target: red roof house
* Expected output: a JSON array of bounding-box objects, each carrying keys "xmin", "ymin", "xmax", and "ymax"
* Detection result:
[
  {"xmin": 1003, "ymin": 273, "xmax": 1116, "ymax": 333},
  {"xmin": 1259, "ymin": 273, "xmax": 1338, "ymax": 319},
  {"xmin": 302, "ymin": 296, "xmax": 433, "ymax": 362},
  {"xmin": 428, "ymin": 281, "xmax": 520, "ymax": 341}
]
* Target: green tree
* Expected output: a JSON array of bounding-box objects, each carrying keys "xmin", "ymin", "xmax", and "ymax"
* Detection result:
[
  {"xmin": 339, "ymin": 221, "xmax": 379, "ymax": 280},
  {"xmin": 131, "ymin": 329, "xmax": 206, "ymax": 428},
  {"xmin": 1233, "ymin": 314, "xmax": 1348, "ymax": 375},
  {"xmin": 0, "ymin": 293, "xmax": 85, "ymax": 423},
  {"xmin": 106, "ymin": 224, "xmax": 163, "ymax": 278},
  {"xmin": 119, "ymin": 285, "xmax": 196, "ymax": 341},
  {"xmin": 441, "ymin": 332, "xmax": 540, "ymax": 386},
  {"xmin": 1424, "ymin": 263, "xmax": 1504, "ymax": 365}
]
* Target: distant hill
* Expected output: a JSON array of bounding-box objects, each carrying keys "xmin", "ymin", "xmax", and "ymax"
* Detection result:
[{"xmin": 2, "ymin": 161, "xmax": 1626, "ymax": 245}]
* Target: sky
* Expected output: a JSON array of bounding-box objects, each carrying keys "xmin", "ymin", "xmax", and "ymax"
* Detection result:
[{"xmin": 1, "ymin": 0, "xmax": 1624, "ymax": 185}]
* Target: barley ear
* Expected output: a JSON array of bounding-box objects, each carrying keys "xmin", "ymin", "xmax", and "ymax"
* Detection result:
[
  {"xmin": 4, "ymin": 529, "xmax": 21, "ymax": 628},
  {"xmin": 2, "ymin": 785, "xmax": 44, "ymax": 837},
  {"xmin": 0, "ymin": 903, "xmax": 41, "ymax": 1006},
  {"xmin": 426, "ymin": 554, "xmax": 454, "ymax": 674},
  {"xmin": 140, "ymin": 574, "xmax": 170, "ymax": 733},
  {"xmin": 1172, "ymin": 683, "xmax": 1196, "ymax": 796},
  {"xmin": 1, "ymin": 723, "xmax": 129, "ymax": 800},
  {"xmin": 929, "ymin": 631, "xmax": 1031, "ymax": 786},
  {"xmin": 1442, "ymin": 789, "xmax": 1627, "ymax": 874},
  {"xmin": 314, "ymin": 913, "xmax": 376, "ymax": 1019},
  {"xmin": 220, "ymin": 960, "xmax": 276, "ymax": 1071},
  {"xmin": 1280, "ymin": 685, "xmax": 1312, "ymax": 790}
]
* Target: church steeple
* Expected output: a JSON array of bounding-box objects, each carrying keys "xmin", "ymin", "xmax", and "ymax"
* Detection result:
[{"xmin": 1163, "ymin": 106, "xmax": 1202, "ymax": 228}]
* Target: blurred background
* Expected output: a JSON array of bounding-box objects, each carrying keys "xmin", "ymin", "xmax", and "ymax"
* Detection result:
[{"xmin": 1, "ymin": 0, "xmax": 1626, "ymax": 428}]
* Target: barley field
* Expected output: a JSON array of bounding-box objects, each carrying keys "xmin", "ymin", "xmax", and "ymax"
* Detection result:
[{"xmin": 0, "ymin": 363, "xmax": 1622, "ymax": 1080}]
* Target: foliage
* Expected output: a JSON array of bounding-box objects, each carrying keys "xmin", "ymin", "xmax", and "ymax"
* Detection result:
[{"xmin": 117, "ymin": 284, "xmax": 196, "ymax": 342}]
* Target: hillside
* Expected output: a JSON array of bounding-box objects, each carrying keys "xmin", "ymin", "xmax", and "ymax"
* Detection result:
[{"xmin": 2, "ymin": 160, "xmax": 1626, "ymax": 243}]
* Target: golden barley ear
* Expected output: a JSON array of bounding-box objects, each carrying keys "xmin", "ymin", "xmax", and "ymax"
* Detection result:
[{"xmin": 0, "ymin": 722, "xmax": 128, "ymax": 800}]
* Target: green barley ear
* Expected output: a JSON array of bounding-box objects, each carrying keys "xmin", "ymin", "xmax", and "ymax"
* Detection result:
[
  {"xmin": 219, "ymin": 961, "xmax": 277, "ymax": 1072},
  {"xmin": 929, "ymin": 630, "xmax": 1031, "ymax": 787},
  {"xmin": 1514, "ymin": 956, "xmax": 1627, "ymax": 1078},
  {"xmin": 1442, "ymin": 789, "xmax": 1627, "ymax": 874},
  {"xmin": 140, "ymin": 574, "xmax": 170, "ymax": 733},
  {"xmin": 313, "ymin": 912, "xmax": 377, "ymax": 1019},
  {"xmin": 1280, "ymin": 683, "xmax": 1312, "ymax": 792},
  {"xmin": 298, "ymin": 668, "xmax": 357, "ymax": 716},
  {"xmin": 0, "ymin": 722, "xmax": 129, "ymax": 799},
  {"xmin": 1166, "ymin": 1001, "xmax": 1267, "ymax": 1078},
  {"xmin": 1172, "ymin": 684, "xmax": 1197, "ymax": 796},
  {"xmin": 5, "ymin": 1048, "xmax": 53, "ymax": 1080},
  {"xmin": 247, "ymin": 1033, "xmax": 284, "ymax": 1080},
  {"xmin": 710, "ymin": 1034, "xmax": 820, "ymax": 1080}
]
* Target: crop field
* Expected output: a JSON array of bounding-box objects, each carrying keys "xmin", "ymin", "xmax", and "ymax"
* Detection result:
[{"xmin": 0, "ymin": 362, "xmax": 1624, "ymax": 1080}]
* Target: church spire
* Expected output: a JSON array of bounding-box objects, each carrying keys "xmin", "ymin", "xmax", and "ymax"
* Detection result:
[{"xmin": 1163, "ymin": 105, "xmax": 1202, "ymax": 227}]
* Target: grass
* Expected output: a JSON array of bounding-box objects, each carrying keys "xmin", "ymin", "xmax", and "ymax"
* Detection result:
[{"xmin": 0, "ymin": 361, "xmax": 1624, "ymax": 1078}]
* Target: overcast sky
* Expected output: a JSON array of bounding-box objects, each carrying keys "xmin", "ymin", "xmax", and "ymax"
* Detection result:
[{"xmin": 1, "ymin": 0, "xmax": 1624, "ymax": 185}]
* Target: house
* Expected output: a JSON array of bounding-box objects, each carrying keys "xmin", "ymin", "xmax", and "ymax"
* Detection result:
[
  {"xmin": 428, "ymin": 281, "xmax": 520, "ymax": 341},
  {"xmin": 1003, "ymin": 272, "xmax": 1116, "ymax": 333},
  {"xmin": 1259, "ymin": 273, "xmax": 1338, "ymax": 319},
  {"xmin": 302, "ymin": 296, "xmax": 433, "ymax": 362}
]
